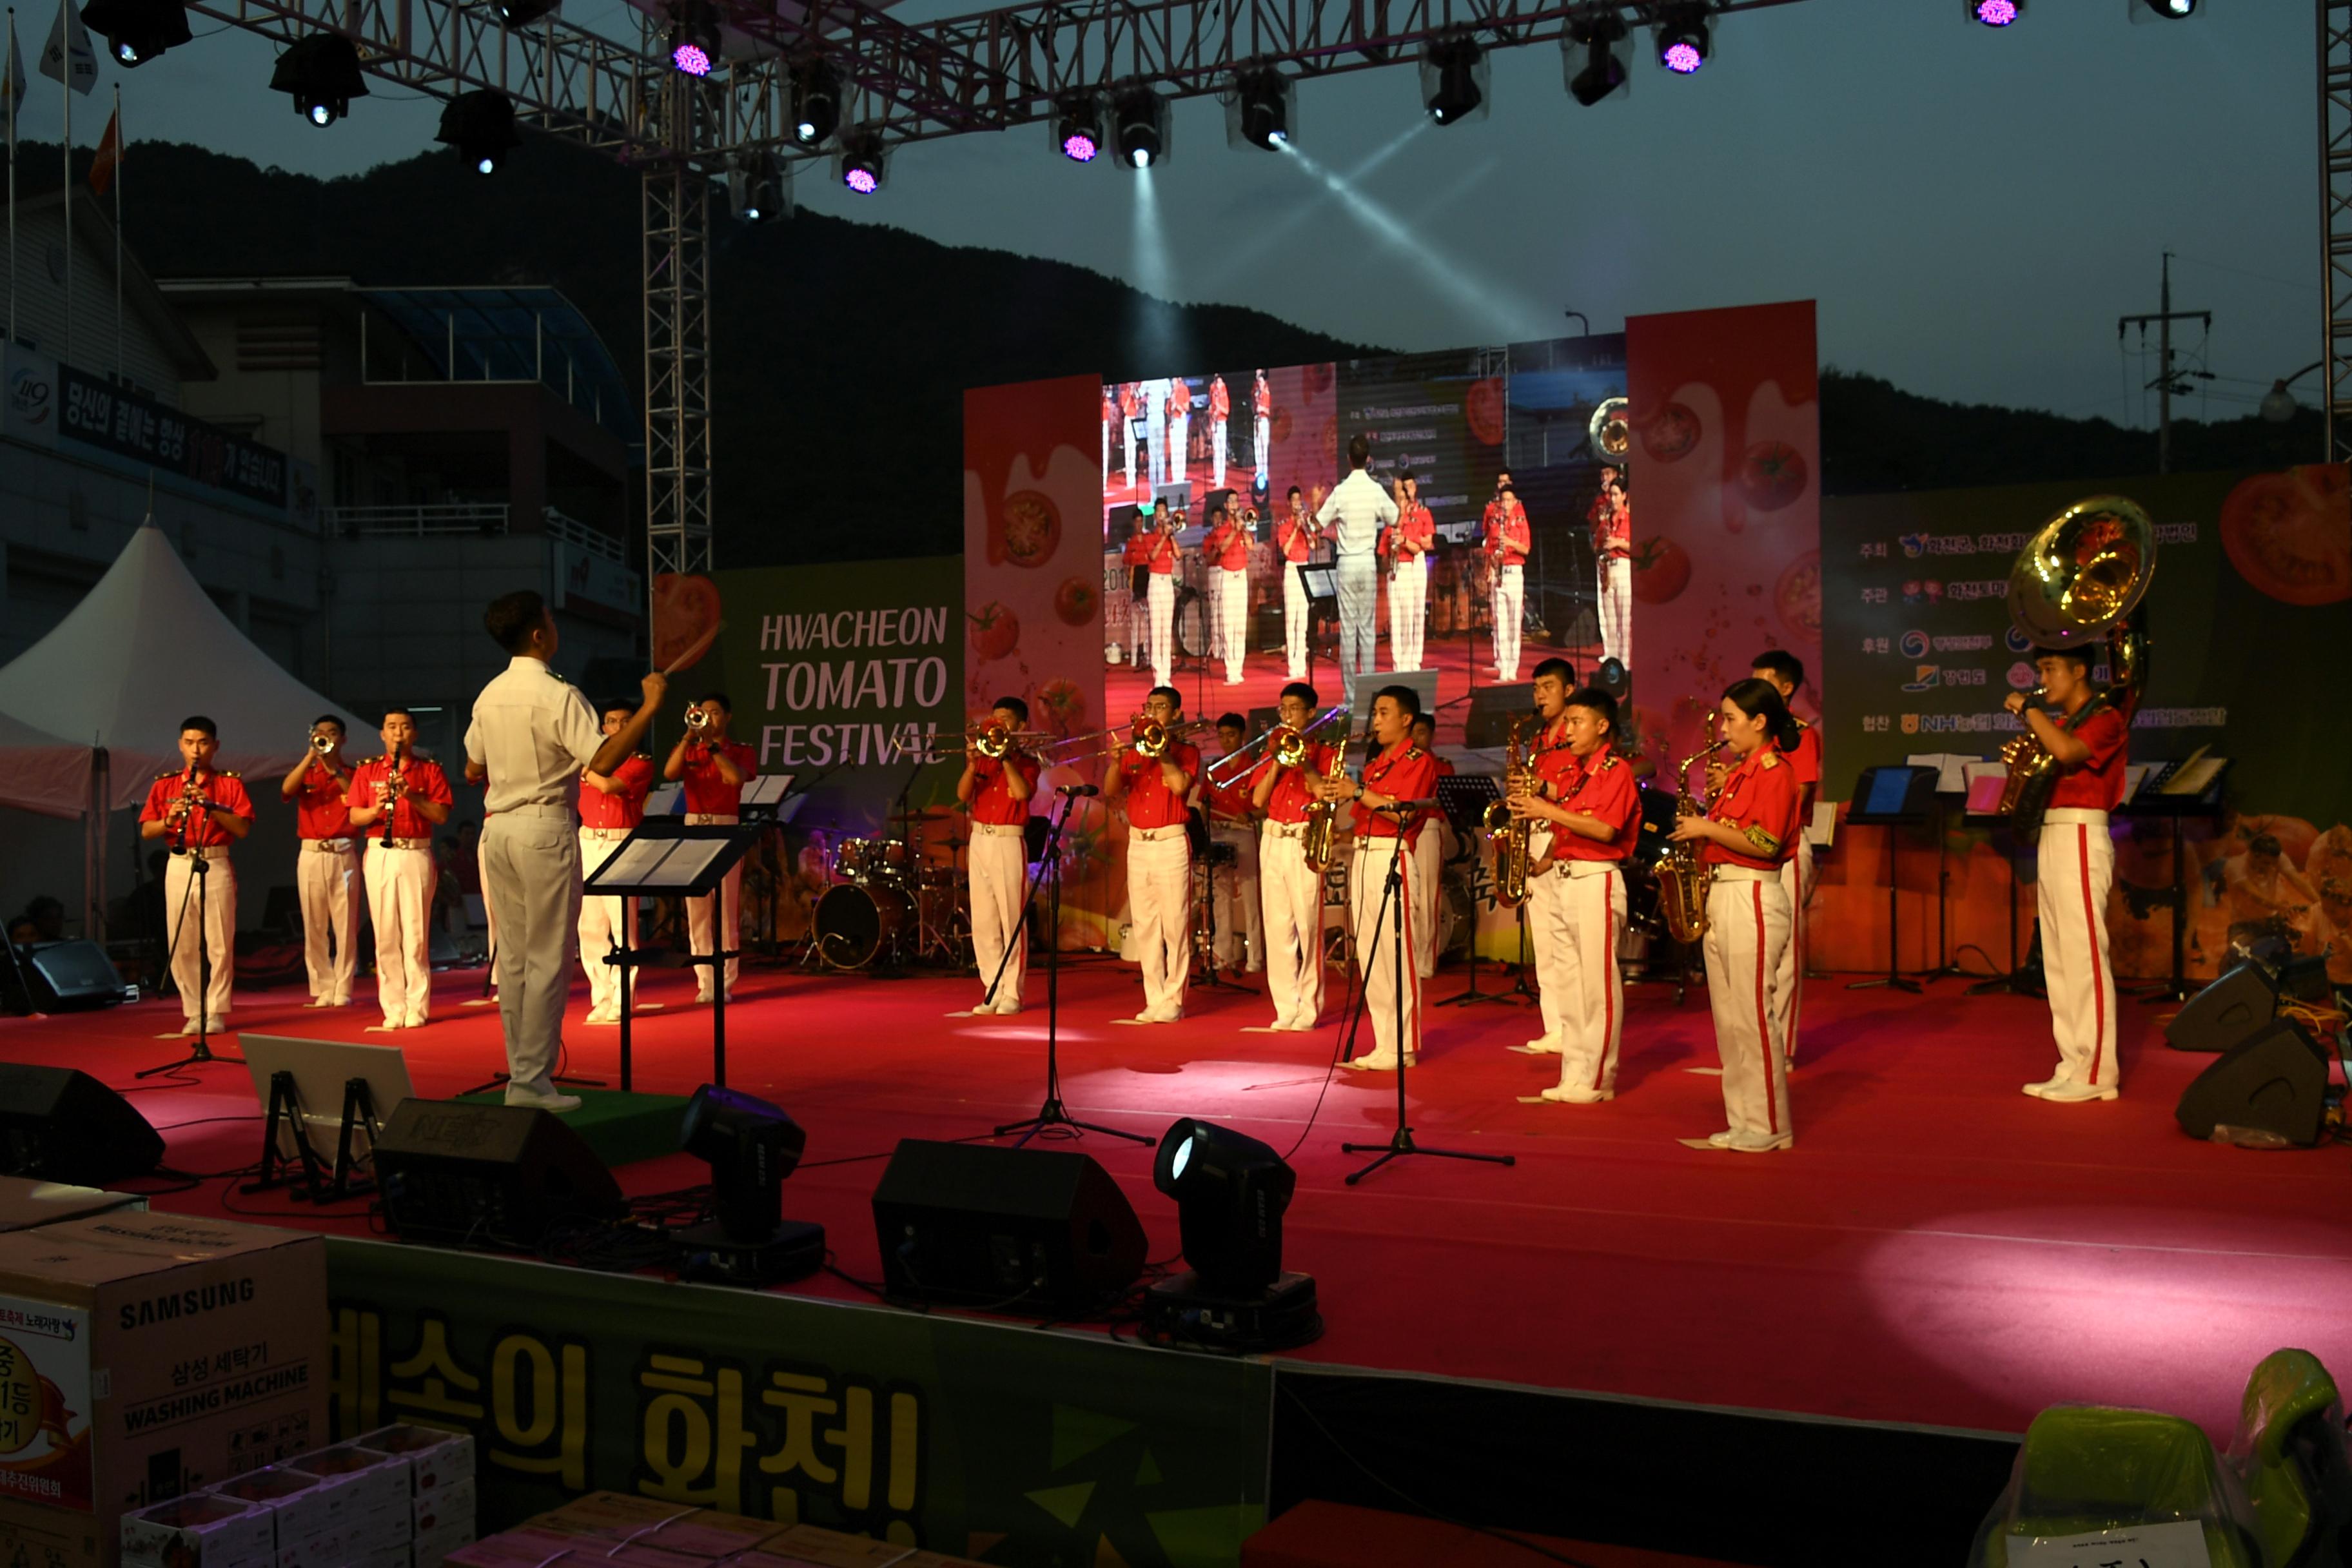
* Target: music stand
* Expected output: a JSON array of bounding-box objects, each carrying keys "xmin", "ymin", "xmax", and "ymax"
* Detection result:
[
  {"xmin": 1431, "ymin": 775, "xmax": 1530, "ymax": 1008},
  {"xmin": 1961, "ymin": 774, "xmax": 2039, "ymax": 998},
  {"xmin": 2119, "ymin": 762, "xmax": 2230, "ymax": 1006},
  {"xmin": 583, "ymin": 818, "xmax": 763, "ymax": 1090},
  {"xmin": 1846, "ymin": 765, "xmax": 1936, "ymax": 995}
]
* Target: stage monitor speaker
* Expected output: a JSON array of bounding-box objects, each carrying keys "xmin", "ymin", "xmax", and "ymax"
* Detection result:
[
  {"xmin": 871, "ymin": 1139, "xmax": 1146, "ymax": 1312},
  {"xmin": 375, "ymin": 1099, "xmax": 625, "ymax": 1248},
  {"xmin": 1592, "ymin": 656, "xmax": 1630, "ymax": 705},
  {"xmin": 15, "ymin": 940, "xmax": 130, "ymax": 1010},
  {"xmin": 2174, "ymin": 1020, "xmax": 2332, "ymax": 1148},
  {"xmin": 2165, "ymin": 961, "xmax": 2279, "ymax": 1053},
  {"xmin": 0, "ymin": 1064, "xmax": 164, "ymax": 1184},
  {"xmin": 1463, "ymin": 682, "xmax": 1536, "ymax": 748}
]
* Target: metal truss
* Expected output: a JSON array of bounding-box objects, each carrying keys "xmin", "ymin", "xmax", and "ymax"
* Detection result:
[
  {"xmin": 643, "ymin": 74, "xmax": 716, "ymax": 586},
  {"xmin": 2323, "ymin": 0, "xmax": 2352, "ymax": 460}
]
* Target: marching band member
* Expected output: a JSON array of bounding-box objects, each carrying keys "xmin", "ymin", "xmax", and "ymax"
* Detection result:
[
  {"xmin": 348, "ymin": 708, "xmax": 453, "ymax": 1031},
  {"xmin": 1510, "ymin": 672, "xmax": 1640, "ymax": 1102},
  {"xmin": 281, "ymin": 713, "xmax": 359, "ymax": 1009},
  {"xmin": 1480, "ymin": 472, "xmax": 1531, "ymax": 682},
  {"xmin": 1406, "ymin": 713, "xmax": 1454, "ymax": 981},
  {"xmin": 956, "ymin": 696, "xmax": 1039, "ymax": 1017},
  {"xmin": 665, "ymin": 694, "xmax": 758, "ymax": 1004},
  {"xmin": 1750, "ymin": 650, "xmax": 1819, "ymax": 1068},
  {"xmin": 1202, "ymin": 501, "xmax": 1251, "ymax": 685},
  {"xmin": 1121, "ymin": 510, "xmax": 1157, "ymax": 669},
  {"xmin": 1277, "ymin": 487, "xmax": 1319, "ymax": 680},
  {"xmin": 1251, "ymin": 683, "xmax": 1335, "ymax": 1030},
  {"xmin": 140, "ymin": 716, "xmax": 253, "ymax": 1035},
  {"xmin": 1252, "ymin": 369, "xmax": 1272, "ymax": 488},
  {"xmin": 1119, "ymin": 382, "xmax": 1143, "ymax": 491},
  {"xmin": 1668, "ymin": 679, "xmax": 1804, "ymax": 1152},
  {"xmin": 1105, "ymin": 687, "xmax": 1200, "ymax": 1023},
  {"xmin": 1386, "ymin": 471, "xmax": 1435, "ymax": 672},
  {"xmin": 1205, "ymin": 712, "xmax": 1263, "ymax": 974},
  {"xmin": 1144, "ymin": 509, "xmax": 1181, "ymax": 690},
  {"xmin": 578, "ymin": 698, "xmax": 656, "ymax": 1024},
  {"xmin": 1320, "ymin": 685, "xmax": 1438, "ymax": 1072},
  {"xmin": 2006, "ymin": 645, "xmax": 2127, "ymax": 1104},
  {"xmin": 1208, "ymin": 372, "xmax": 1231, "ymax": 491},
  {"xmin": 1592, "ymin": 469, "xmax": 1632, "ymax": 667},
  {"xmin": 1101, "ymin": 383, "xmax": 1117, "ymax": 486},
  {"xmin": 1165, "ymin": 378, "xmax": 1191, "ymax": 489}
]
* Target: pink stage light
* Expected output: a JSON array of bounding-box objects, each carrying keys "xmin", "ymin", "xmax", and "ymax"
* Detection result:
[
  {"xmin": 843, "ymin": 165, "xmax": 879, "ymax": 195},
  {"xmin": 1062, "ymin": 132, "xmax": 1099, "ymax": 163},
  {"xmin": 1973, "ymin": 0, "xmax": 2018, "ymax": 24},
  {"xmin": 1660, "ymin": 41, "xmax": 1704, "ymax": 74},
  {"xmin": 672, "ymin": 41, "xmax": 712, "ymax": 76}
]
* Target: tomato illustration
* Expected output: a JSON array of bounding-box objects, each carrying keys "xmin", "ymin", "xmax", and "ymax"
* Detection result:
[
  {"xmin": 2219, "ymin": 465, "xmax": 2351, "ymax": 607},
  {"xmin": 1464, "ymin": 377, "xmax": 1506, "ymax": 447},
  {"xmin": 1303, "ymin": 362, "xmax": 1335, "ymax": 396},
  {"xmin": 1000, "ymin": 489, "xmax": 1061, "ymax": 568},
  {"xmin": 968, "ymin": 602, "xmax": 1019, "ymax": 662},
  {"xmin": 1741, "ymin": 440, "xmax": 1808, "ymax": 513},
  {"xmin": 1774, "ymin": 551, "xmax": 1822, "ymax": 642},
  {"xmin": 1271, "ymin": 406, "xmax": 1295, "ymax": 446},
  {"xmin": 1053, "ymin": 576, "xmax": 1099, "ymax": 627},
  {"xmin": 651, "ymin": 574, "xmax": 721, "ymax": 671},
  {"xmin": 1641, "ymin": 402, "xmax": 1701, "ymax": 463},
  {"xmin": 1630, "ymin": 537, "xmax": 1691, "ymax": 604}
]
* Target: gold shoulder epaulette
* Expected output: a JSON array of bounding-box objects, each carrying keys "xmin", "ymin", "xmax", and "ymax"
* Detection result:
[
  {"xmin": 155, "ymin": 770, "xmax": 178, "ymax": 781},
  {"xmin": 1404, "ymin": 745, "xmax": 1426, "ymax": 760},
  {"xmin": 1598, "ymin": 755, "xmax": 1621, "ymax": 772},
  {"xmin": 218, "ymin": 770, "xmax": 240, "ymax": 779},
  {"xmin": 1758, "ymin": 752, "xmax": 1781, "ymax": 769}
]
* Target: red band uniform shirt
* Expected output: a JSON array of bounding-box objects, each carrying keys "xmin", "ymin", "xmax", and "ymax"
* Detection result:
[
  {"xmin": 1348, "ymin": 741, "xmax": 1440, "ymax": 1069},
  {"xmin": 292, "ymin": 758, "xmax": 362, "ymax": 1006},
  {"xmin": 142, "ymin": 768, "xmax": 255, "ymax": 1030},
  {"xmin": 2035, "ymin": 704, "xmax": 2128, "ymax": 1096},
  {"xmin": 1773, "ymin": 720, "xmax": 1823, "ymax": 1066},
  {"xmin": 967, "ymin": 752, "xmax": 1042, "ymax": 1015},
  {"xmin": 577, "ymin": 754, "xmax": 655, "ymax": 1021},
  {"xmin": 1699, "ymin": 747, "xmax": 1803, "ymax": 1144},
  {"xmin": 346, "ymin": 755, "xmax": 455, "ymax": 1029},
  {"xmin": 1121, "ymin": 738, "xmax": 1200, "ymax": 1021},
  {"xmin": 1533, "ymin": 741, "xmax": 1640, "ymax": 1099},
  {"xmin": 1253, "ymin": 740, "xmax": 1334, "ymax": 1029},
  {"xmin": 680, "ymin": 738, "xmax": 758, "ymax": 999}
]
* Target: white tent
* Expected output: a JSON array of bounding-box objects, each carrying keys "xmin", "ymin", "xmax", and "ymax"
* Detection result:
[
  {"xmin": 0, "ymin": 524, "xmax": 363, "ymax": 934},
  {"xmin": 0, "ymin": 712, "xmax": 93, "ymax": 818}
]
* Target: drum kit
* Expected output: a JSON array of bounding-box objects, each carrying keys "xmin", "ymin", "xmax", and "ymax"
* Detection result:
[{"xmin": 810, "ymin": 809, "xmax": 971, "ymax": 971}]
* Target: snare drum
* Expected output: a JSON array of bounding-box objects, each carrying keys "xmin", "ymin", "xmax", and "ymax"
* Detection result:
[
  {"xmin": 814, "ymin": 883, "xmax": 912, "ymax": 969},
  {"xmin": 836, "ymin": 838, "xmax": 911, "ymax": 884}
]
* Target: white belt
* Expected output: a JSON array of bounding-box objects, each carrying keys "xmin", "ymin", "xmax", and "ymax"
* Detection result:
[
  {"xmin": 686, "ymin": 812, "xmax": 740, "ymax": 825},
  {"xmin": 581, "ymin": 827, "xmax": 632, "ymax": 841},
  {"xmin": 171, "ymin": 846, "xmax": 230, "ymax": 862},
  {"xmin": 972, "ymin": 821, "xmax": 1025, "ymax": 838},
  {"xmin": 1709, "ymin": 864, "xmax": 1775, "ymax": 883},
  {"xmin": 1262, "ymin": 821, "xmax": 1309, "ymax": 839},
  {"xmin": 302, "ymin": 838, "xmax": 356, "ymax": 855},
  {"xmin": 1131, "ymin": 824, "xmax": 1186, "ymax": 841},
  {"xmin": 372, "ymin": 838, "xmax": 431, "ymax": 852},
  {"xmin": 1353, "ymin": 835, "xmax": 1409, "ymax": 852},
  {"xmin": 1560, "ymin": 858, "xmax": 1623, "ymax": 879},
  {"xmin": 2041, "ymin": 808, "xmax": 2110, "ymax": 827},
  {"xmin": 497, "ymin": 803, "xmax": 574, "ymax": 821}
]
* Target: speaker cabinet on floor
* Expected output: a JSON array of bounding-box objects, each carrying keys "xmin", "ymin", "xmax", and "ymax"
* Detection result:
[
  {"xmin": 0, "ymin": 1065, "xmax": 164, "ymax": 1185},
  {"xmin": 871, "ymin": 1139, "xmax": 1146, "ymax": 1312},
  {"xmin": 375, "ymin": 1099, "xmax": 625, "ymax": 1248},
  {"xmin": 2165, "ymin": 961, "xmax": 2280, "ymax": 1053},
  {"xmin": 11, "ymin": 940, "xmax": 130, "ymax": 1010},
  {"xmin": 2175, "ymin": 1020, "xmax": 2332, "ymax": 1148}
]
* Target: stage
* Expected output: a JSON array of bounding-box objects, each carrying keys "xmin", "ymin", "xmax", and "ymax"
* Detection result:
[{"xmin": 6, "ymin": 955, "xmax": 2344, "ymax": 1452}]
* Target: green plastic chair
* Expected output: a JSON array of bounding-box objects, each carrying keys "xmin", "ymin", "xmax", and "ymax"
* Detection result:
[
  {"xmin": 1976, "ymin": 1405, "xmax": 2261, "ymax": 1568},
  {"xmin": 2233, "ymin": 1349, "xmax": 2350, "ymax": 1568}
]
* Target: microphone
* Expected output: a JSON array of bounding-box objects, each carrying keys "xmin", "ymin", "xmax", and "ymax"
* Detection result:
[
  {"xmin": 1374, "ymin": 798, "xmax": 1440, "ymax": 812},
  {"xmin": 1057, "ymin": 783, "xmax": 1099, "ymax": 797}
]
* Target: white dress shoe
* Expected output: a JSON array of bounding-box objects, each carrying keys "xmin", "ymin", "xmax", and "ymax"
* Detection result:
[
  {"xmin": 1706, "ymin": 1130, "xmax": 1738, "ymax": 1148},
  {"xmin": 505, "ymin": 1088, "xmax": 582, "ymax": 1112},
  {"xmin": 1539, "ymin": 1086, "xmax": 1613, "ymax": 1104},
  {"xmin": 2039, "ymin": 1080, "xmax": 2119, "ymax": 1103},
  {"xmin": 1342, "ymin": 1054, "xmax": 1399, "ymax": 1072},
  {"xmin": 1520, "ymin": 1035, "xmax": 1563, "ymax": 1055},
  {"xmin": 2021, "ymin": 1075, "xmax": 2070, "ymax": 1098},
  {"xmin": 1729, "ymin": 1130, "xmax": 1794, "ymax": 1153}
]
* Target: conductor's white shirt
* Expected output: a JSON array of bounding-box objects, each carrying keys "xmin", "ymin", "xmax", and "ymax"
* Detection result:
[
  {"xmin": 464, "ymin": 656, "xmax": 604, "ymax": 814},
  {"xmin": 1315, "ymin": 469, "xmax": 1398, "ymax": 558}
]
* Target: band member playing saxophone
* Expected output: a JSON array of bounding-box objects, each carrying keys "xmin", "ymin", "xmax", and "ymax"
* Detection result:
[{"xmin": 1316, "ymin": 686, "xmax": 1437, "ymax": 1072}]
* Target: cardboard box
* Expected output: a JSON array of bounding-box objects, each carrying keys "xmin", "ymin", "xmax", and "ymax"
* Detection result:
[
  {"xmin": 355, "ymin": 1426, "xmax": 476, "ymax": 1499},
  {"xmin": 741, "ymin": 1527, "xmax": 910, "ymax": 1568},
  {"xmin": 442, "ymin": 1528, "xmax": 575, "ymax": 1568},
  {"xmin": 638, "ymin": 1512, "xmax": 786, "ymax": 1560},
  {"xmin": 413, "ymin": 1516, "xmax": 477, "ymax": 1568},
  {"xmin": 287, "ymin": 1446, "xmax": 408, "ymax": 1524},
  {"xmin": 525, "ymin": 1494, "xmax": 692, "ymax": 1545},
  {"xmin": 0, "ymin": 1177, "xmax": 146, "ymax": 1234},
  {"xmin": 0, "ymin": 1213, "xmax": 328, "ymax": 1568},
  {"xmin": 410, "ymin": 1476, "xmax": 474, "ymax": 1539},
  {"xmin": 119, "ymin": 1493, "xmax": 275, "ymax": 1568}
]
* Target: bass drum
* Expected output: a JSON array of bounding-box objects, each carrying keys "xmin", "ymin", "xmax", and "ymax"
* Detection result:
[
  {"xmin": 1171, "ymin": 587, "xmax": 1208, "ymax": 659},
  {"xmin": 814, "ymin": 883, "xmax": 912, "ymax": 970}
]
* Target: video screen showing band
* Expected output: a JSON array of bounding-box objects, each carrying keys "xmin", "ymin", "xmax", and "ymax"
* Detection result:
[{"xmin": 1098, "ymin": 336, "xmax": 1632, "ymax": 747}]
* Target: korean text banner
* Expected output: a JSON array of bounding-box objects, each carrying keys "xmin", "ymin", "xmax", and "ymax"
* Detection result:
[{"xmin": 324, "ymin": 1239, "xmax": 1270, "ymax": 1568}]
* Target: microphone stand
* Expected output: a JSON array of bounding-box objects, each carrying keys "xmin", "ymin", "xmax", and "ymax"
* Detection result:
[
  {"xmin": 1344, "ymin": 802, "xmax": 1514, "ymax": 1185},
  {"xmin": 141, "ymin": 772, "xmax": 242, "ymax": 1075},
  {"xmin": 995, "ymin": 788, "xmax": 1151, "ymax": 1148}
]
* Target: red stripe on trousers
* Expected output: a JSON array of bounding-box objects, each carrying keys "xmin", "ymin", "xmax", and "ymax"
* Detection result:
[
  {"xmin": 2077, "ymin": 823, "xmax": 2106, "ymax": 1086},
  {"xmin": 1752, "ymin": 882, "xmax": 1776, "ymax": 1135},
  {"xmin": 1592, "ymin": 872, "xmax": 1616, "ymax": 1092},
  {"xmin": 1398, "ymin": 848, "xmax": 1420, "ymax": 1054},
  {"xmin": 1788, "ymin": 853, "xmax": 1803, "ymax": 1047}
]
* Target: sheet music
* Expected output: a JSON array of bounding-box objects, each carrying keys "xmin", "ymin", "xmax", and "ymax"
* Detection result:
[
  {"xmin": 741, "ymin": 775, "xmax": 794, "ymax": 807},
  {"xmin": 647, "ymin": 838, "xmax": 731, "ymax": 886},
  {"xmin": 1807, "ymin": 801, "xmax": 1836, "ymax": 848},
  {"xmin": 1904, "ymin": 752, "xmax": 1978, "ymax": 794},
  {"xmin": 598, "ymin": 838, "xmax": 682, "ymax": 885}
]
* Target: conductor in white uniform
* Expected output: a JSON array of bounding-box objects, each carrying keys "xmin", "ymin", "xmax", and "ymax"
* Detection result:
[{"xmin": 465, "ymin": 591, "xmax": 667, "ymax": 1110}]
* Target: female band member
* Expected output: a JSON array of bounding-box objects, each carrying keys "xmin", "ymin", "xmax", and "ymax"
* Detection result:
[{"xmin": 1667, "ymin": 679, "xmax": 1804, "ymax": 1152}]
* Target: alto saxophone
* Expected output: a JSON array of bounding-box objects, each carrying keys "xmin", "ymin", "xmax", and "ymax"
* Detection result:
[
  {"xmin": 1300, "ymin": 732, "xmax": 1352, "ymax": 874},
  {"xmin": 1481, "ymin": 712, "xmax": 1539, "ymax": 909},
  {"xmin": 1656, "ymin": 716, "xmax": 1728, "ymax": 944}
]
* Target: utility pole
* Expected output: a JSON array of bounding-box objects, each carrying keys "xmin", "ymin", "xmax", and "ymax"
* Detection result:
[{"xmin": 2118, "ymin": 251, "xmax": 2211, "ymax": 474}]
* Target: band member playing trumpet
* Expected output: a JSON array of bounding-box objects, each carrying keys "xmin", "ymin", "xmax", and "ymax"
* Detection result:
[
  {"xmin": 1480, "ymin": 472, "xmax": 1531, "ymax": 681},
  {"xmin": 1202, "ymin": 501, "xmax": 1252, "ymax": 685},
  {"xmin": 956, "ymin": 696, "xmax": 1039, "ymax": 1017},
  {"xmin": 1277, "ymin": 487, "xmax": 1319, "ymax": 680},
  {"xmin": 1321, "ymin": 685, "xmax": 1438, "ymax": 1072},
  {"xmin": 578, "ymin": 698, "xmax": 656, "ymax": 1024},
  {"xmin": 1386, "ymin": 471, "xmax": 1436, "ymax": 672},
  {"xmin": 1144, "ymin": 511, "xmax": 1181, "ymax": 690},
  {"xmin": 665, "ymin": 694, "xmax": 758, "ymax": 1003},
  {"xmin": 1669, "ymin": 680, "xmax": 1804, "ymax": 1151},
  {"xmin": 282, "ymin": 714, "xmax": 359, "ymax": 1009},
  {"xmin": 1750, "ymin": 651, "xmax": 1819, "ymax": 1068},
  {"xmin": 1105, "ymin": 687, "xmax": 1201, "ymax": 1023},
  {"xmin": 141, "ymin": 716, "xmax": 254, "ymax": 1035},
  {"xmin": 1251, "ymin": 683, "xmax": 1336, "ymax": 1031},
  {"xmin": 2006, "ymin": 647, "xmax": 2128, "ymax": 1103},
  {"xmin": 1204, "ymin": 712, "xmax": 1264, "ymax": 973},
  {"xmin": 1510, "ymin": 672, "xmax": 1640, "ymax": 1102},
  {"xmin": 348, "ymin": 708, "xmax": 453, "ymax": 1031}
]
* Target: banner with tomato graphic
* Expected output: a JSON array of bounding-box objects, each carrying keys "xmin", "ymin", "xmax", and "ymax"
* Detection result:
[{"xmin": 1623, "ymin": 300, "xmax": 1825, "ymax": 773}]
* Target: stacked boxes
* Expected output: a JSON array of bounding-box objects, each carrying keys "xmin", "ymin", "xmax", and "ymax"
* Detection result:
[
  {"xmin": 119, "ymin": 1493, "xmax": 277, "ymax": 1568},
  {"xmin": 356, "ymin": 1426, "xmax": 476, "ymax": 1568},
  {"xmin": 441, "ymin": 1500, "xmax": 989, "ymax": 1568}
]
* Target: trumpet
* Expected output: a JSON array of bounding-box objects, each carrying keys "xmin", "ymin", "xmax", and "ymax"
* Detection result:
[
  {"xmin": 311, "ymin": 732, "xmax": 337, "ymax": 755},
  {"xmin": 685, "ymin": 708, "xmax": 714, "ymax": 731}
]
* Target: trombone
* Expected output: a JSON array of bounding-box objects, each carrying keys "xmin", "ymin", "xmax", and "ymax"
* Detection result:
[
  {"xmin": 1042, "ymin": 714, "xmax": 1209, "ymax": 764},
  {"xmin": 964, "ymin": 721, "xmax": 1052, "ymax": 760},
  {"xmin": 1203, "ymin": 703, "xmax": 1348, "ymax": 787}
]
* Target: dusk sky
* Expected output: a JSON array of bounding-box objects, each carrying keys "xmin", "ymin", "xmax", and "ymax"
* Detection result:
[{"xmin": 37, "ymin": 0, "xmax": 2314, "ymax": 425}]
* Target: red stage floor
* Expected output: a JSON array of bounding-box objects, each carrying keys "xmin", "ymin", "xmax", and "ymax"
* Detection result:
[{"xmin": 8, "ymin": 959, "xmax": 2345, "ymax": 1446}]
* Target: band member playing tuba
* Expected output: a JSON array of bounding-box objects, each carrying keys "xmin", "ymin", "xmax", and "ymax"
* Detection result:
[
  {"xmin": 1105, "ymin": 687, "xmax": 1201, "ymax": 1023},
  {"xmin": 2005, "ymin": 646, "xmax": 2128, "ymax": 1103},
  {"xmin": 1250, "ymin": 683, "xmax": 1337, "ymax": 1031},
  {"xmin": 1667, "ymin": 680, "xmax": 1804, "ymax": 1152},
  {"xmin": 1510, "ymin": 669, "xmax": 1640, "ymax": 1101}
]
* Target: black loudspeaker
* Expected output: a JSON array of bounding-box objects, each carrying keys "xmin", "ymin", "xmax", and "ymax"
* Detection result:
[
  {"xmin": 1463, "ymin": 682, "xmax": 1536, "ymax": 747},
  {"xmin": 2166, "ymin": 962, "xmax": 2280, "ymax": 1053},
  {"xmin": 15, "ymin": 940, "xmax": 130, "ymax": 1009},
  {"xmin": 0, "ymin": 1064, "xmax": 164, "ymax": 1184},
  {"xmin": 2175, "ymin": 1021, "xmax": 2333, "ymax": 1148},
  {"xmin": 375, "ymin": 1099, "xmax": 624, "ymax": 1248},
  {"xmin": 871, "ymin": 1139, "xmax": 1146, "ymax": 1311}
]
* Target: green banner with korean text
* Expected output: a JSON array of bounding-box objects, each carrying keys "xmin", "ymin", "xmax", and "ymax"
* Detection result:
[{"xmin": 323, "ymin": 1238, "xmax": 1269, "ymax": 1568}]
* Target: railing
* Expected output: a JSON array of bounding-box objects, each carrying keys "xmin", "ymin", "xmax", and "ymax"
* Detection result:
[
  {"xmin": 542, "ymin": 507, "xmax": 625, "ymax": 564},
  {"xmin": 329, "ymin": 503, "xmax": 511, "ymax": 536}
]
